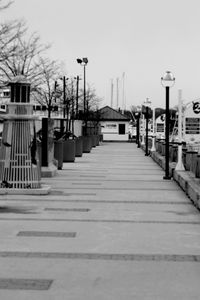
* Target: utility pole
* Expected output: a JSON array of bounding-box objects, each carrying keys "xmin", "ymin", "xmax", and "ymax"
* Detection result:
[
  {"xmin": 63, "ymin": 76, "xmax": 66, "ymax": 119},
  {"xmin": 54, "ymin": 80, "xmax": 58, "ymax": 103},
  {"xmin": 75, "ymin": 76, "xmax": 80, "ymax": 117},
  {"xmin": 70, "ymin": 79, "xmax": 75, "ymax": 135}
]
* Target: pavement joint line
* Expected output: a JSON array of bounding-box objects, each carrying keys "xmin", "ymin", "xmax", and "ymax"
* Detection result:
[
  {"xmin": 44, "ymin": 208, "xmax": 90, "ymax": 212},
  {"xmin": 58, "ymin": 179, "xmax": 171, "ymax": 182},
  {"xmin": 0, "ymin": 218, "xmax": 199, "ymax": 225},
  {"xmin": 60, "ymin": 187, "xmax": 180, "ymax": 191},
  {"xmin": 17, "ymin": 231, "xmax": 77, "ymax": 238},
  {"xmin": 49, "ymin": 191, "xmax": 97, "ymax": 196},
  {"xmin": 0, "ymin": 199, "xmax": 192, "ymax": 205},
  {"xmin": 0, "ymin": 279, "xmax": 53, "ymax": 290},
  {"xmin": 72, "ymin": 183, "xmax": 102, "ymax": 185},
  {"xmin": 80, "ymin": 175, "xmax": 107, "ymax": 177},
  {"xmin": 0, "ymin": 252, "xmax": 199, "ymax": 262}
]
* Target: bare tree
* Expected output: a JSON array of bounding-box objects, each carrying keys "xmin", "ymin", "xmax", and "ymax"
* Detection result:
[
  {"xmin": 31, "ymin": 57, "xmax": 62, "ymax": 118},
  {"xmin": 78, "ymin": 84, "xmax": 102, "ymax": 112},
  {"xmin": 0, "ymin": 3, "xmax": 26, "ymax": 75},
  {"xmin": 0, "ymin": 20, "xmax": 26, "ymax": 62},
  {"xmin": 0, "ymin": 20, "xmax": 50, "ymax": 86},
  {"xmin": 0, "ymin": 0, "xmax": 13, "ymax": 10}
]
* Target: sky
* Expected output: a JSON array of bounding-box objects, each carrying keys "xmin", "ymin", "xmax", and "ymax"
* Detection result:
[{"xmin": 2, "ymin": 0, "xmax": 200, "ymax": 110}]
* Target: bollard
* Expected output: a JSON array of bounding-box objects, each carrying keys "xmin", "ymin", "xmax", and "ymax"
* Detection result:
[
  {"xmin": 63, "ymin": 139, "xmax": 76, "ymax": 162},
  {"xmin": 185, "ymin": 151, "xmax": 198, "ymax": 172},
  {"xmin": 75, "ymin": 136, "xmax": 83, "ymax": 157},
  {"xmin": 195, "ymin": 154, "xmax": 200, "ymax": 178},
  {"xmin": 54, "ymin": 139, "xmax": 63, "ymax": 170}
]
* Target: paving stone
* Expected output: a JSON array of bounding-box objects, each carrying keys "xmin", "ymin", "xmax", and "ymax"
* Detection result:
[
  {"xmin": 0, "ymin": 278, "xmax": 53, "ymax": 290},
  {"xmin": 17, "ymin": 231, "xmax": 76, "ymax": 238}
]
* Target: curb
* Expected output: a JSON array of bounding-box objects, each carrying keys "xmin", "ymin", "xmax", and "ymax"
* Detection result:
[{"xmin": 150, "ymin": 150, "xmax": 200, "ymax": 211}]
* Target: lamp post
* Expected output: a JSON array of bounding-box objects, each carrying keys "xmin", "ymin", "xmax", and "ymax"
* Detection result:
[
  {"xmin": 77, "ymin": 57, "xmax": 88, "ymax": 135},
  {"xmin": 151, "ymin": 107, "xmax": 156, "ymax": 152},
  {"xmin": 135, "ymin": 112, "xmax": 140, "ymax": 148},
  {"xmin": 141, "ymin": 112, "xmax": 145, "ymax": 146},
  {"xmin": 135, "ymin": 106, "xmax": 141, "ymax": 148},
  {"xmin": 142, "ymin": 98, "xmax": 151, "ymax": 156},
  {"xmin": 161, "ymin": 71, "xmax": 175, "ymax": 180}
]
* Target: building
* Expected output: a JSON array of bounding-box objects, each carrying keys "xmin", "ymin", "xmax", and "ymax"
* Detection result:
[{"xmin": 98, "ymin": 106, "xmax": 130, "ymax": 141}]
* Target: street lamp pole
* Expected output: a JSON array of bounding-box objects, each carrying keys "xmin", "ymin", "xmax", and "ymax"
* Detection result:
[
  {"xmin": 165, "ymin": 85, "xmax": 170, "ymax": 177},
  {"xmin": 77, "ymin": 57, "xmax": 88, "ymax": 136},
  {"xmin": 142, "ymin": 98, "xmax": 151, "ymax": 156},
  {"xmin": 161, "ymin": 71, "xmax": 175, "ymax": 180},
  {"xmin": 135, "ymin": 112, "xmax": 140, "ymax": 148},
  {"xmin": 83, "ymin": 64, "xmax": 86, "ymax": 114},
  {"xmin": 135, "ymin": 106, "xmax": 141, "ymax": 147},
  {"xmin": 151, "ymin": 108, "xmax": 156, "ymax": 152},
  {"xmin": 145, "ymin": 105, "xmax": 149, "ymax": 156},
  {"xmin": 141, "ymin": 113, "xmax": 145, "ymax": 146}
]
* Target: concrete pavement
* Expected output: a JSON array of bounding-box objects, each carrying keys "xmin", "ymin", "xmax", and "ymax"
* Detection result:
[{"xmin": 0, "ymin": 142, "xmax": 200, "ymax": 299}]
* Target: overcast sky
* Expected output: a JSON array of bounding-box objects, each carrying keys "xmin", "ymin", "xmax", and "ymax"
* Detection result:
[{"xmin": 2, "ymin": 0, "xmax": 200, "ymax": 109}]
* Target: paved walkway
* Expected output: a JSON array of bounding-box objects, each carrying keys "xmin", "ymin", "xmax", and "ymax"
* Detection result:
[{"xmin": 0, "ymin": 142, "xmax": 200, "ymax": 299}]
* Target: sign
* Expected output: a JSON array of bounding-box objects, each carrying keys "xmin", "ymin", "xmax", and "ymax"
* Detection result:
[
  {"xmin": 192, "ymin": 101, "xmax": 200, "ymax": 114},
  {"xmin": 185, "ymin": 117, "xmax": 200, "ymax": 134}
]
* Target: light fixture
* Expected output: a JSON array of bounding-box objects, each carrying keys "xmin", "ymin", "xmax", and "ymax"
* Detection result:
[{"xmin": 161, "ymin": 71, "xmax": 175, "ymax": 87}]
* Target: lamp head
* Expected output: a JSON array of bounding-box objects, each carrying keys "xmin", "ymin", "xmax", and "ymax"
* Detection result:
[
  {"xmin": 136, "ymin": 105, "xmax": 141, "ymax": 112},
  {"xmin": 135, "ymin": 112, "xmax": 140, "ymax": 118},
  {"xmin": 161, "ymin": 71, "xmax": 175, "ymax": 87},
  {"xmin": 82, "ymin": 57, "xmax": 88, "ymax": 64},
  {"xmin": 83, "ymin": 57, "xmax": 88, "ymax": 65},
  {"xmin": 77, "ymin": 58, "xmax": 82, "ymax": 64}
]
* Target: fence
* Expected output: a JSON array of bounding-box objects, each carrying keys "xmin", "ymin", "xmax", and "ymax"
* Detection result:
[{"xmin": 155, "ymin": 139, "xmax": 200, "ymax": 178}]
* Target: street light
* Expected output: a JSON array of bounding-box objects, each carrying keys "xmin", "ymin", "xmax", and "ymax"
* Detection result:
[
  {"xmin": 161, "ymin": 71, "xmax": 175, "ymax": 180},
  {"xmin": 142, "ymin": 98, "xmax": 151, "ymax": 156},
  {"xmin": 151, "ymin": 107, "xmax": 156, "ymax": 152},
  {"xmin": 135, "ymin": 106, "xmax": 141, "ymax": 148},
  {"xmin": 77, "ymin": 57, "xmax": 88, "ymax": 136}
]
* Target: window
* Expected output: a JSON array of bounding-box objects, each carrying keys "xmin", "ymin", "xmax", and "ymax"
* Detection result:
[
  {"xmin": 118, "ymin": 124, "xmax": 125, "ymax": 135},
  {"xmin": 3, "ymin": 91, "xmax": 10, "ymax": 97},
  {"xmin": 0, "ymin": 105, "xmax": 6, "ymax": 112},
  {"xmin": 22, "ymin": 86, "xmax": 27, "ymax": 102},
  {"xmin": 156, "ymin": 123, "xmax": 164, "ymax": 133},
  {"xmin": 106, "ymin": 124, "xmax": 117, "ymax": 129}
]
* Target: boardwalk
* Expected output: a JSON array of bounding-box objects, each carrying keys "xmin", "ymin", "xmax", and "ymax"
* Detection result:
[{"xmin": 0, "ymin": 142, "xmax": 200, "ymax": 299}]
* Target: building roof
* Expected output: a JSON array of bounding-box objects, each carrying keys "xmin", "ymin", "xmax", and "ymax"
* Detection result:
[{"xmin": 98, "ymin": 106, "xmax": 130, "ymax": 121}]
